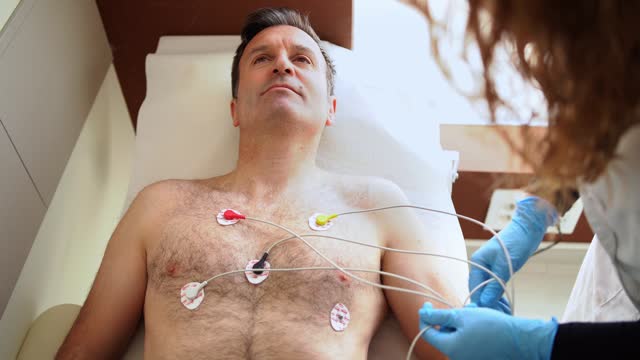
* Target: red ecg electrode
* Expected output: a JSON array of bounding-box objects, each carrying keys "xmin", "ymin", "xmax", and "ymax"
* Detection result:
[{"xmin": 224, "ymin": 209, "xmax": 246, "ymax": 220}]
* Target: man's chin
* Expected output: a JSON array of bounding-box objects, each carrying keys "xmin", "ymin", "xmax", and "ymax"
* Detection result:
[{"xmin": 263, "ymin": 100, "xmax": 301, "ymax": 117}]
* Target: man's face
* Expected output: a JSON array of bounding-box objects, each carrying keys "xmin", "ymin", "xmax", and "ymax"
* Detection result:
[{"xmin": 231, "ymin": 25, "xmax": 336, "ymax": 129}]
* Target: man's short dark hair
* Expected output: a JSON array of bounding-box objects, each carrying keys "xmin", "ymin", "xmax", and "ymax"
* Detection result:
[{"xmin": 231, "ymin": 7, "xmax": 336, "ymax": 98}]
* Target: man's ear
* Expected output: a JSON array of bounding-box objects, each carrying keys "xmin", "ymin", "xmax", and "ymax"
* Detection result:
[
  {"xmin": 325, "ymin": 96, "xmax": 337, "ymax": 126},
  {"xmin": 230, "ymin": 99, "xmax": 239, "ymax": 127}
]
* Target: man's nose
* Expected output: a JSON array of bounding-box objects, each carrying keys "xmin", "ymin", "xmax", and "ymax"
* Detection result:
[{"xmin": 272, "ymin": 55, "xmax": 293, "ymax": 75}]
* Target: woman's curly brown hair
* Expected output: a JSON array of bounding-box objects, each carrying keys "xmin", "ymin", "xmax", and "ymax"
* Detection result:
[{"xmin": 405, "ymin": 0, "xmax": 640, "ymax": 209}]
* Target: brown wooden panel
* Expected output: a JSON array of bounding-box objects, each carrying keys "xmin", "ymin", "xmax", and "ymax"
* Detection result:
[
  {"xmin": 95, "ymin": 0, "xmax": 353, "ymax": 130},
  {"xmin": 451, "ymin": 171, "xmax": 594, "ymax": 242}
]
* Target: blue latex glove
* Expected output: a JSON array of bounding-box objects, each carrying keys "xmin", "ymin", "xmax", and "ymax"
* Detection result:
[
  {"xmin": 419, "ymin": 302, "xmax": 558, "ymax": 360},
  {"xmin": 494, "ymin": 295, "xmax": 512, "ymax": 315},
  {"xmin": 470, "ymin": 196, "xmax": 558, "ymax": 308}
]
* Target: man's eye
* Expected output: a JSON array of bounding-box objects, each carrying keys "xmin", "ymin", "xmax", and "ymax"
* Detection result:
[
  {"xmin": 254, "ymin": 56, "xmax": 269, "ymax": 64},
  {"xmin": 295, "ymin": 56, "xmax": 311, "ymax": 64}
]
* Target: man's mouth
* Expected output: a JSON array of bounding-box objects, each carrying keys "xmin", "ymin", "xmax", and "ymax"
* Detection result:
[{"xmin": 262, "ymin": 84, "xmax": 300, "ymax": 96}]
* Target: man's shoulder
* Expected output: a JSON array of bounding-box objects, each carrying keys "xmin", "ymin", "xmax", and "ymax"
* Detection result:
[
  {"xmin": 129, "ymin": 179, "xmax": 209, "ymax": 217},
  {"xmin": 365, "ymin": 177, "xmax": 409, "ymax": 207},
  {"xmin": 330, "ymin": 174, "xmax": 407, "ymax": 207},
  {"xmin": 123, "ymin": 179, "xmax": 209, "ymax": 246},
  {"xmin": 138, "ymin": 178, "xmax": 206, "ymax": 197},
  {"xmin": 135, "ymin": 179, "xmax": 187, "ymax": 204}
]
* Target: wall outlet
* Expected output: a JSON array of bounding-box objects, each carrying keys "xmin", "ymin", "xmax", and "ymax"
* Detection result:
[
  {"xmin": 484, "ymin": 189, "xmax": 583, "ymax": 234},
  {"xmin": 484, "ymin": 189, "xmax": 526, "ymax": 231},
  {"xmin": 548, "ymin": 198, "xmax": 583, "ymax": 234}
]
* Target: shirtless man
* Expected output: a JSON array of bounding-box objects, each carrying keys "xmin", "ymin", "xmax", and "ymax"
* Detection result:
[{"xmin": 57, "ymin": 8, "xmax": 465, "ymax": 360}]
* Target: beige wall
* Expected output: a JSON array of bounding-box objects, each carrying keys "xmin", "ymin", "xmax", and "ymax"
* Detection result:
[
  {"xmin": 0, "ymin": 0, "xmax": 20, "ymax": 32},
  {"xmin": 0, "ymin": 65, "xmax": 134, "ymax": 360}
]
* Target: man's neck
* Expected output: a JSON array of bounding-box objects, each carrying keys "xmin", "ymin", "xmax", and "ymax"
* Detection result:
[{"xmin": 223, "ymin": 131, "xmax": 325, "ymax": 203}]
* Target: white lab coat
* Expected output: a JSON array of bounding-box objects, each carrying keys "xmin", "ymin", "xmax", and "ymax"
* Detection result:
[{"xmin": 563, "ymin": 124, "xmax": 640, "ymax": 322}]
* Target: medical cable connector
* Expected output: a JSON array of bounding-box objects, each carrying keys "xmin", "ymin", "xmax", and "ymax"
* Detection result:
[
  {"xmin": 309, "ymin": 213, "xmax": 337, "ymax": 231},
  {"xmin": 216, "ymin": 208, "xmax": 246, "ymax": 225},
  {"xmin": 245, "ymin": 259, "xmax": 271, "ymax": 284}
]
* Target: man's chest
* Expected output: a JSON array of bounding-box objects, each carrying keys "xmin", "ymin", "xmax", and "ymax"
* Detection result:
[{"xmin": 147, "ymin": 202, "xmax": 385, "ymax": 315}]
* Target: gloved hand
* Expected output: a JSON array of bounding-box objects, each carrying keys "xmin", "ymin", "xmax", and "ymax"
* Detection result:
[
  {"xmin": 494, "ymin": 295, "xmax": 512, "ymax": 315},
  {"xmin": 470, "ymin": 196, "xmax": 558, "ymax": 308},
  {"xmin": 419, "ymin": 302, "xmax": 558, "ymax": 360}
]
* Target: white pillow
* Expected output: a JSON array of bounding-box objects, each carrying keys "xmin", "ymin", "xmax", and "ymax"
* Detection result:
[{"xmin": 128, "ymin": 53, "xmax": 237, "ymax": 209}]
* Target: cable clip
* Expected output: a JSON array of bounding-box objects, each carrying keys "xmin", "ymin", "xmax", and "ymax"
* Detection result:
[
  {"xmin": 217, "ymin": 208, "xmax": 245, "ymax": 226},
  {"xmin": 252, "ymin": 252, "xmax": 269, "ymax": 275},
  {"xmin": 224, "ymin": 209, "xmax": 246, "ymax": 220},
  {"xmin": 315, "ymin": 213, "xmax": 338, "ymax": 226},
  {"xmin": 309, "ymin": 213, "xmax": 338, "ymax": 231}
]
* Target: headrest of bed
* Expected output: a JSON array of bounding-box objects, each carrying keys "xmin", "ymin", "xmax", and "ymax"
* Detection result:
[{"xmin": 125, "ymin": 38, "xmax": 454, "ymax": 213}]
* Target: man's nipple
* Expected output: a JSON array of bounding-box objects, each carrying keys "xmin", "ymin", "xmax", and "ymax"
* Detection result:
[
  {"xmin": 338, "ymin": 273, "xmax": 350, "ymax": 283},
  {"xmin": 166, "ymin": 263, "xmax": 179, "ymax": 276}
]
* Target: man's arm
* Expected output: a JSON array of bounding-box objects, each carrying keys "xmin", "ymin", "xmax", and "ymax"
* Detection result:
[
  {"xmin": 56, "ymin": 183, "xmax": 165, "ymax": 359},
  {"xmin": 374, "ymin": 179, "xmax": 468, "ymax": 360}
]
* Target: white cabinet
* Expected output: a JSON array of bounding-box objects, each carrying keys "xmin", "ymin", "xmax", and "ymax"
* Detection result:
[
  {"xmin": 0, "ymin": 0, "xmax": 111, "ymax": 316},
  {"xmin": 0, "ymin": 0, "xmax": 111, "ymax": 206},
  {"xmin": 0, "ymin": 119, "xmax": 46, "ymax": 314}
]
